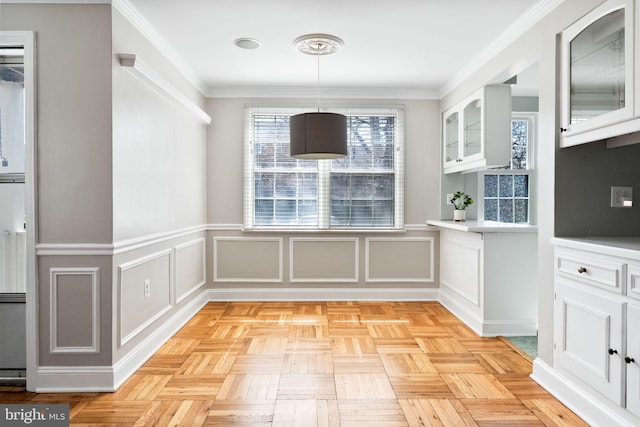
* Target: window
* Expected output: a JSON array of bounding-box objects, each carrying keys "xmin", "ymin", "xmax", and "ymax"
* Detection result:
[
  {"xmin": 482, "ymin": 114, "xmax": 535, "ymax": 224},
  {"xmin": 244, "ymin": 107, "xmax": 404, "ymax": 230}
]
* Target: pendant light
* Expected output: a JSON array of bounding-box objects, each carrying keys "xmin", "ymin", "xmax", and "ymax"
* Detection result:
[{"xmin": 290, "ymin": 34, "xmax": 347, "ymax": 159}]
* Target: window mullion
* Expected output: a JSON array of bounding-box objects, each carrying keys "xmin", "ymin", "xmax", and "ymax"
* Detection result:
[{"xmin": 318, "ymin": 159, "xmax": 331, "ymax": 229}]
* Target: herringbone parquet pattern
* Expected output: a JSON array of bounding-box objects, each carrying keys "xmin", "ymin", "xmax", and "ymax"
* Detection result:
[{"xmin": 1, "ymin": 302, "xmax": 588, "ymax": 426}]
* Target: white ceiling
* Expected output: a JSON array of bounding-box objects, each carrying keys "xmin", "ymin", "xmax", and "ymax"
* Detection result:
[{"xmin": 124, "ymin": 0, "xmax": 544, "ymax": 98}]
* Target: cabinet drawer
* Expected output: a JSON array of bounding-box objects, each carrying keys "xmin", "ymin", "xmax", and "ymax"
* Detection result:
[{"xmin": 556, "ymin": 249, "xmax": 623, "ymax": 293}]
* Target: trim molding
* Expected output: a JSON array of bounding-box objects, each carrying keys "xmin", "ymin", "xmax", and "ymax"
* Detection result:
[
  {"xmin": 175, "ymin": 237, "xmax": 207, "ymax": 304},
  {"xmin": 49, "ymin": 268, "xmax": 100, "ymax": 354},
  {"xmin": 206, "ymin": 287, "xmax": 439, "ymax": 302},
  {"xmin": 118, "ymin": 53, "xmax": 211, "ymax": 124},
  {"xmin": 206, "ymin": 85, "xmax": 439, "ymax": 100},
  {"xmin": 213, "ymin": 236, "xmax": 284, "ymax": 283},
  {"xmin": 365, "ymin": 237, "xmax": 435, "ymax": 283},
  {"xmin": 438, "ymin": 288, "xmax": 483, "ymax": 335},
  {"xmin": 438, "ymin": 0, "xmax": 564, "ymax": 98},
  {"xmin": 207, "ymin": 223, "xmax": 434, "ymax": 232},
  {"xmin": 35, "ymin": 366, "xmax": 116, "ymax": 393},
  {"xmin": 35, "ymin": 225, "xmax": 206, "ymax": 256},
  {"xmin": 118, "ymin": 249, "xmax": 173, "ymax": 346},
  {"xmin": 111, "ymin": 0, "xmax": 206, "ymax": 94},
  {"xmin": 35, "ymin": 290, "xmax": 208, "ymax": 393},
  {"xmin": 289, "ymin": 237, "xmax": 359, "ymax": 283},
  {"xmin": 532, "ymin": 359, "xmax": 638, "ymax": 427}
]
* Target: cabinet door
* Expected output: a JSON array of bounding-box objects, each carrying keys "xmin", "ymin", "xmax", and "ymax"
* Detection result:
[
  {"xmin": 559, "ymin": 0, "xmax": 634, "ymax": 146},
  {"xmin": 462, "ymin": 97, "xmax": 482, "ymax": 159},
  {"xmin": 440, "ymin": 230, "xmax": 482, "ymax": 307},
  {"xmin": 627, "ymin": 304, "xmax": 640, "ymax": 417},
  {"xmin": 554, "ymin": 279, "xmax": 624, "ymax": 404},
  {"xmin": 443, "ymin": 109, "xmax": 460, "ymax": 168}
]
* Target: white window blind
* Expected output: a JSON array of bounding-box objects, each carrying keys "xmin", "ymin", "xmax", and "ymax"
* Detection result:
[{"xmin": 244, "ymin": 106, "xmax": 404, "ymax": 230}]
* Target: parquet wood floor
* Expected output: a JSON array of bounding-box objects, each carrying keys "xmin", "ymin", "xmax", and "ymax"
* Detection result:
[{"xmin": 1, "ymin": 302, "xmax": 589, "ymax": 426}]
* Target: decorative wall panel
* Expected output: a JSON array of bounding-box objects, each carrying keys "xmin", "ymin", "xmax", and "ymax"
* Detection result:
[
  {"xmin": 118, "ymin": 249, "xmax": 172, "ymax": 345},
  {"xmin": 366, "ymin": 237, "xmax": 434, "ymax": 282},
  {"xmin": 49, "ymin": 267, "xmax": 100, "ymax": 354},
  {"xmin": 290, "ymin": 238, "xmax": 358, "ymax": 282},
  {"xmin": 213, "ymin": 237, "xmax": 282, "ymax": 282},
  {"xmin": 175, "ymin": 238, "xmax": 205, "ymax": 303}
]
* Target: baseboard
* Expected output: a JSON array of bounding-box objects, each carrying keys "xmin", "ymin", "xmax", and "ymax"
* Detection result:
[
  {"xmin": 438, "ymin": 289, "xmax": 483, "ymax": 335},
  {"xmin": 206, "ymin": 287, "xmax": 440, "ymax": 301},
  {"xmin": 439, "ymin": 287, "xmax": 537, "ymax": 337},
  {"xmin": 35, "ymin": 290, "xmax": 208, "ymax": 393},
  {"xmin": 532, "ymin": 358, "xmax": 639, "ymax": 427},
  {"xmin": 481, "ymin": 319, "xmax": 537, "ymax": 337},
  {"xmin": 35, "ymin": 366, "xmax": 117, "ymax": 393}
]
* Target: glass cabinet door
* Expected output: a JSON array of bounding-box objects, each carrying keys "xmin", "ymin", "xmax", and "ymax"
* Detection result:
[
  {"xmin": 560, "ymin": 0, "xmax": 634, "ymax": 145},
  {"xmin": 570, "ymin": 7, "xmax": 625, "ymax": 124},
  {"xmin": 444, "ymin": 111, "xmax": 459, "ymax": 163},
  {"xmin": 463, "ymin": 98, "xmax": 482, "ymax": 158}
]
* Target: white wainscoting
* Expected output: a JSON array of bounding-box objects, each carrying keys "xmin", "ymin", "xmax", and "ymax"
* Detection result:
[
  {"xmin": 290, "ymin": 237, "xmax": 359, "ymax": 283},
  {"xmin": 175, "ymin": 237, "xmax": 206, "ymax": 303},
  {"xmin": 365, "ymin": 237, "xmax": 434, "ymax": 283},
  {"xmin": 213, "ymin": 236, "xmax": 283, "ymax": 282},
  {"xmin": 118, "ymin": 249, "xmax": 173, "ymax": 346},
  {"xmin": 36, "ymin": 290, "xmax": 208, "ymax": 393},
  {"xmin": 49, "ymin": 267, "xmax": 100, "ymax": 354}
]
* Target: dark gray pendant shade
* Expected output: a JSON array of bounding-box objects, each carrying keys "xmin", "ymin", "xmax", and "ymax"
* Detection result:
[{"xmin": 290, "ymin": 112, "xmax": 348, "ymax": 159}]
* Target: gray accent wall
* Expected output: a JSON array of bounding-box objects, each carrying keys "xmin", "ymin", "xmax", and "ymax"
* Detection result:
[
  {"xmin": 1, "ymin": 4, "xmax": 113, "ymax": 244},
  {"xmin": 555, "ymin": 141, "xmax": 640, "ymax": 237}
]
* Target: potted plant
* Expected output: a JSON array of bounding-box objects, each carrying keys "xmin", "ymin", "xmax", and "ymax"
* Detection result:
[{"xmin": 450, "ymin": 191, "xmax": 473, "ymax": 221}]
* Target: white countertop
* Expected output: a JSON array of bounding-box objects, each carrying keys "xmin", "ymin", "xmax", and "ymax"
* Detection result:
[
  {"xmin": 552, "ymin": 236, "xmax": 640, "ymax": 259},
  {"xmin": 426, "ymin": 219, "xmax": 538, "ymax": 233}
]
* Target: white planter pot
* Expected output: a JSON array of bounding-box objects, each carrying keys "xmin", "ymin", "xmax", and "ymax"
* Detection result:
[{"xmin": 453, "ymin": 210, "xmax": 466, "ymax": 222}]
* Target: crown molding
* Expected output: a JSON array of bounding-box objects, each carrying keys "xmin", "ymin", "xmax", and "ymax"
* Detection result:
[
  {"xmin": 111, "ymin": 0, "xmax": 207, "ymax": 95},
  {"xmin": 438, "ymin": 0, "xmax": 564, "ymax": 98},
  {"xmin": 206, "ymin": 85, "xmax": 440, "ymax": 100},
  {"xmin": 0, "ymin": 0, "xmax": 108, "ymax": 3}
]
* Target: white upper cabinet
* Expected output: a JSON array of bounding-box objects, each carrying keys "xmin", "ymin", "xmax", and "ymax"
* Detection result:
[
  {"xmin": 560, "ymin": 0, "xmax": 635, "ymax": 147},
  {"xmin": 442, "ymin": 85, "xmax": 511, "ymax": 174}
]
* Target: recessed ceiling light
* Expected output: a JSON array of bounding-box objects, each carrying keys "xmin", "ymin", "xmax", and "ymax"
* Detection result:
[{"xmin": 234, "ymin": 38, "xmax": 262, "ymax": 50}]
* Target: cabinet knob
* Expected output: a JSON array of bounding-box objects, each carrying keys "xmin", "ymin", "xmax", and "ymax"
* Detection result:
[
  {"xmin": 577, "ymin": 266, "xmax": 587, "ymax": 274},
  {"xmin": 625, "ymin": 356, "xmax": 635, "ymax": 364},
  {"xmin": 560, "ymin": 127, "xmax": 567, "ymax": 133},
  {"xmin": 609, "ymin": 348, "xmax": 618, "ymax": 355}
]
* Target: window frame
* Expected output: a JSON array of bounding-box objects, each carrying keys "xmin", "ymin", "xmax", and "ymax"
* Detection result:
[
  {"xmin": 478, "ymin": 113, "xmax": 536, "ymax": 224},
  {"xmin": 243, "ymin": 105, "xmax": 405, "ymax": 232}
]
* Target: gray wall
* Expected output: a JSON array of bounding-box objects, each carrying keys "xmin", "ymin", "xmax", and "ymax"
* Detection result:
[
  {"xmin": 1, "ymin": 4, "xmax": 113, "ymax": 244},
  {"xmin": 556, "ymin": 141, "xmax": 640, "ymax": 237},
  {"xmin": 2, "ymin": 3, "xmax": 209, "ymax": 378},
  {"xmin": 205, "ymin": 98, "xmax": 442, "ymax": 291},
  {"xmin": 1, "ymin": 3, "xmax": 114, "ymax": 367}
]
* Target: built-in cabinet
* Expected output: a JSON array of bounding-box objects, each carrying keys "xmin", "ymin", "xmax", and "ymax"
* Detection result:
[
  {"xmin": 559, "ymin": 0, "xmax": 638, "ymax": 147},
  {"xmin": 553, "ymin": 239, "xmax": 640, "ymax": 419},
  {"xmin": 442, "ymin": 85, "xmax": 511, "ymax": 173},
  {"xmin": 432, "ymin": 225, "xmax": 537, "ymax": 336}
]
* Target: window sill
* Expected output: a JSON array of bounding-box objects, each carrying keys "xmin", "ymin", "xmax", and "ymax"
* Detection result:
[{"xmin": 243, "ymin": 227, "xmax": 408, "ymax": 234}]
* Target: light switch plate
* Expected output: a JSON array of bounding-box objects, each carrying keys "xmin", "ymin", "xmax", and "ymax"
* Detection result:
[{"xmin": 611, "ymin": 186, "xmax": 633, "ymax": 208}]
